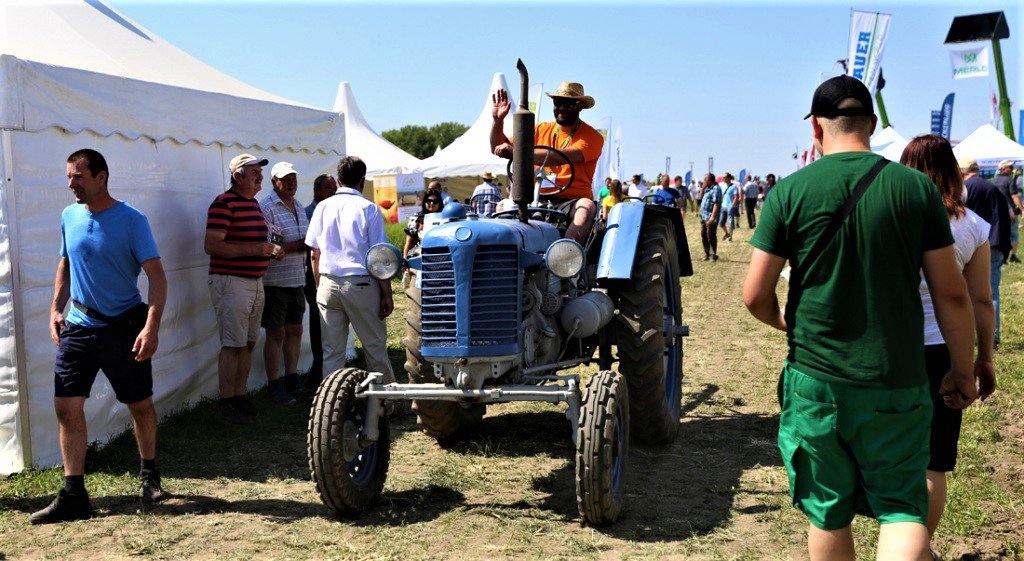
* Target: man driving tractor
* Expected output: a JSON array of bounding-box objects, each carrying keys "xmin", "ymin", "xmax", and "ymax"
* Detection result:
[{"xmin": 489, "ymin": 81, "xmax": 604, "ymax": 245}]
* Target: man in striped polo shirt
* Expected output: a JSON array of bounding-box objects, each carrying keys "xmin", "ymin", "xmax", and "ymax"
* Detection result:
[{"xmin": 204, "ymin": 153, "xmax": 280, "ymax": 424}]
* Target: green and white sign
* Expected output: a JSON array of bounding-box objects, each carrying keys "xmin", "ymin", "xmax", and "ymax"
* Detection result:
[{"xmin": 949, "ymin": 45, "xmax": 990, "ymax": 80}]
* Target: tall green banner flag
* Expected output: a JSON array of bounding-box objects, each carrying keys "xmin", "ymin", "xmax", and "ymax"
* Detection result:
[{"xmin": 847, "ymin": 10, "xmax": 891, "ymax": 94}]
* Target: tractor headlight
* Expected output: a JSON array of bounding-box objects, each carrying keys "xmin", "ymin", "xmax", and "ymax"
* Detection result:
[
  {"xmin": 545, "ymin": 239, "xmax": 585, "ymax": 279},
  {"xmin": 366, "ymin": 243, "xmax": 403, "ymax": 280}
]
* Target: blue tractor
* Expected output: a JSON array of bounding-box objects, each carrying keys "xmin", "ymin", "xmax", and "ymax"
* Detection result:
[{"xmin": 308, "ymin": 60, "xmax": 693, "ymax": 525}]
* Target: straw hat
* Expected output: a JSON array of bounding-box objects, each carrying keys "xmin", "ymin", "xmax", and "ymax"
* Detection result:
[{"xmin": 546, "ymin": 81, "xmax": 595, "ymax": 109}]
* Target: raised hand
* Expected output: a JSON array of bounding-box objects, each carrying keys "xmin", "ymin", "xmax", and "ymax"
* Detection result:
[{"xmin": 492, "ymin": 89, "xmax": 511, "ymax": 121}]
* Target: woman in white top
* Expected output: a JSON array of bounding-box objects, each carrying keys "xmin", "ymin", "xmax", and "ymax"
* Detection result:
[{"xmin": 901, "ymin": 134, "xmax": 997, "ymax": 539}]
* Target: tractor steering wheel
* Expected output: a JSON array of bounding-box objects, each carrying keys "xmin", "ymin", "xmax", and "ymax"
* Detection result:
[{"xmin": 506, "ymin": 145, "xmax": 576, "ymax": 199}]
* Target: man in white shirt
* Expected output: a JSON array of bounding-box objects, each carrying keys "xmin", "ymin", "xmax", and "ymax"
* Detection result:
[
  {"xmin": 304, "ymin": 156, "xmax": 395, "ymax": 382},
  {"xmin": 471, "ymin": 171, "xmax": 502, "ymax": 216},
  {"xmin": 627, "ymin": 174, "xmax": 647, "ymax": 199}
]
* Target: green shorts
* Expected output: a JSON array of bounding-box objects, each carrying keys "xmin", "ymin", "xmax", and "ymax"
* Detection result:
[{"xmin": 777, "ymin": 364, "xmax": 932, "ymax": 530}]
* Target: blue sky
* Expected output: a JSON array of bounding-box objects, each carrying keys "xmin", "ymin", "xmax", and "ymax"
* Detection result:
[{"xmin": 110, "ymin": 0, "xmax": 1020, "ymax": 179}]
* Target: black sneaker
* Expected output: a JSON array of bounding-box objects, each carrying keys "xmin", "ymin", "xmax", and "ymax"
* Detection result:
[
  {"xmin": 140, "ymin": 469, "xmax": 169, "ymax": 504},
  {"xmin": 29, "ymin": 489, "xmax": 92, "ymax": 525},
  {"xmin": 219, "ymin": 401, "xmax": 249, "ymax": 425},
  {"xmin": 233, "ymin": 396, "xmax": 257, "ymax": 418}
]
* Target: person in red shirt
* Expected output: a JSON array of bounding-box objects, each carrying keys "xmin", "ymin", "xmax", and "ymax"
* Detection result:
[{"xmin": 490, "ymin": 81, "xmax": 604, "ymax": 245}]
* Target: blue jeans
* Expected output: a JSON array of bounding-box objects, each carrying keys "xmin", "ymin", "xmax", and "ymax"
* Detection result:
[{"xmin": 991, "ymin": 249, "xmax": 1004, "ymax": 344}]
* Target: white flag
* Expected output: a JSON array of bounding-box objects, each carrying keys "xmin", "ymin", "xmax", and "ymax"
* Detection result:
[
  {"xmin": 847, "ymin": 10, "xmax": 891, "ymax": 94},
  {"xmin": 592, "ymin": 116, "xmax": 612, "ymax": 197},
  {"xmin": 949, "ymin": 46, "xmax": 990, "ymax": 80},
  {"xmin": 608, "ymin": 126, "xmax": 623, "ymax": 181},
  {"xmin": 528, "ymin": 83, "xmax": 544, "ymax": 114}
]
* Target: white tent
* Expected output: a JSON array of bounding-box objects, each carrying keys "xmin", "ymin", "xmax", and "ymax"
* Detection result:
[
  {"xmin": 332, "ymin": 82, "xmax": 420, "ymax": 178},
  {"xmin": 870, "ymin": 126, "xmax": 909, "ymax": 162},
  {"xmin": 415, "ymin": 73, "xmax": 515, "ymax": 178},
  {"xmin": 0, "ymin": 1, "xmax": 344, "ymax": 472},
  {"xmin": 952, "ymin": 124, "xmax": 1024, "ymax": 168}
]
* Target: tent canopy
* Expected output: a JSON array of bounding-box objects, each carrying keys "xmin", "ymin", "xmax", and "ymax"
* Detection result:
[
  {"xmin": 952, "ymin": 124, "xmax": 1024, "ymax": 168},
  {"xmin": 0, "ymin": 1, "xmax": 343, "ymax": 152},
  {"xmin": 332, "ymin": 82, "xmax": 421, "ymax": 177},
  {"xmin": 415, "ymin": 73, "xmax": 515, "ymax": 178},
  {"xmin": 870, "ymin": 126, "xmax": 909, "ymax": 162}
]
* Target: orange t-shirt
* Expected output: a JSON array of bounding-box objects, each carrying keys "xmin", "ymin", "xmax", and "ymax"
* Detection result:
[{"xmin": 534, "ymin": 120, "xmax": 605, "ymax": 200}]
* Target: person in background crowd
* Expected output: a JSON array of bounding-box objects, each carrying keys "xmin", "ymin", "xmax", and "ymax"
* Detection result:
[
  {"xmin": 302, "ymin": 174, "xmax": 338, "ymax": 385},
  {"xmin": 744, "ymin": 75, "xmax": 977, "ymax": 561},
  {"xmin": 651, "ymin": 174, "xmax": 681, "ymax": 209},
  {"xmin": 991, "ymin": 160, "xmax": 1023, "ymax": 263},
  {"xmin": 627, "ymin": 174, "xmax": 647, "ymax": 200},
  {"xmin": 673, "ymin": 175, "xmax": 689, "ymax": 218},
  {"xmin": 763, "ymin": 173, "xmax": 777, "ymax": 201},
  {"xmin": 598, "ymin": 177, "xmax": 611, "ymax": 201},
  {"xmin": 259, "ymin": 162, "xmax": 312, "ymax": 403},
  {"xmin": 440, "ymin": 186, "xmax": 453, "ymax": 206},
  {"xmin": 305, "ymin": 156, "xmax": 395, "ymax": 384},
  {"xmin": 719, "ymin": 172, "xmax": 738, "ymax": 241},
  {"xmin": 471, "ymin": 171, "xmax": 502, "ymax": 216},
  {"xmin": 31, "ymin": 149, "xmax": 169, "ymax": 524},
  {"xmin": 901, "ymin": 135, "xmax": 997, "ymax": 547},
  {"xmin": 688, "ymin": 178, "xmax": 701, "ymax": 212},
  {"xmin": 490, "ymin": 81, "xmax": 604, "ymax": 245},
  {"xmin": 404, "ymin": 189, "xmax": 443, "ymax": 259},
  {"xmin": 961, "ymin": 158, "xmax": 1011, "ymax": 348},
  {"xmin": 205, "ymin": 154, "xmax": 279, "ymax": 425},
  {"xmin": 743, "ymin": 175, "xmax": 759, "ymax": 228},
  {"xmin": 698, "ymin": 173, "xmax": 722, "ymax": 261},
  {"xmin": 601, "ymin": 179, "xmax": 624, "ymax": 222}
]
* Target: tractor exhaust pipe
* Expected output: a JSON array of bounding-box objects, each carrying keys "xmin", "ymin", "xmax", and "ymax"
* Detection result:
[{"xmin": 511, "ymin": 59, "xmax": 534, "ymax": 222}]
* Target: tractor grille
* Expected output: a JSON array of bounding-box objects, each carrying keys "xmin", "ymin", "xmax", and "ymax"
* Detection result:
[
  {"xmin": 470, "ymin": 245, "xmax": 519, "ymax": 346},
  {"xmin": 419, "ymin": 244, "xmax": 520, "ymax": 348}
]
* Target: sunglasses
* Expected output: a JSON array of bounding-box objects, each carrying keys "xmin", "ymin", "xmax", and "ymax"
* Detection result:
[
  {"xmin": 552, "ymin": 98, "xmax": 581, "ymax": 109},
  {"xmin": 425, "ymin": 199, "xmax": 442, "ymax": 205}
]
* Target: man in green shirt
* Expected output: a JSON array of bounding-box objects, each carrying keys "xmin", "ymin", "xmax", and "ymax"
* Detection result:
[{"xmin": 742, "ymin": 75, "xmax": 979, "ymax": 561}]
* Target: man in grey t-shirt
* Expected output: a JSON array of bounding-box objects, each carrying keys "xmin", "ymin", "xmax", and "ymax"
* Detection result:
[{"xmin": 992, "ymin": 160, "xmax": 1023, "ymax": 263}]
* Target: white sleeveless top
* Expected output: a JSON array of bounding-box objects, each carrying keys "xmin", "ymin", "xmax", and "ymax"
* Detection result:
[{"xmin": 920, "ymin": 208, "xmax": 990, "ymax": 345}]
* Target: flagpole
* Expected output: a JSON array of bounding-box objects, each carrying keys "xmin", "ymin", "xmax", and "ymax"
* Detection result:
[
  {"xmin": 875, "ymin": 91, "xmax": 891, "ymax": 128},
  {"xmin": 991, "ymin": 37, "xmax": 1015, "ymax": 140}
]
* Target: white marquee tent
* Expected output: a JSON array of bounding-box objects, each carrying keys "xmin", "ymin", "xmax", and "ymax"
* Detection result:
[
  {"xmin": 870, "ymin": 126, "xmax": 909, "ymax": 162},
  {"xmin": 0, "ymin": 0, "xmax": 344, "ymax": 472},
  {"xmin": 415, "ymin": 73, "xmax": 515, "ymax": 179},
  {"xmin": 332, "ymin": 82, "xmax": 420, "ymax": 178},
  {"xmin": 952, "ymin": 124, "xmax": 1024, "ymax": 168}
]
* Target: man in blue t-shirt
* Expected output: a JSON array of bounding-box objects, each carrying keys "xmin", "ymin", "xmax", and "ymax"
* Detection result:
[
  {"xmin": 719, "ymin": 173, "xmax": 739, "ymax": 241},
  {"xmin": 31, "ymin": 149, "xmax": 168, "ymax": 525}
]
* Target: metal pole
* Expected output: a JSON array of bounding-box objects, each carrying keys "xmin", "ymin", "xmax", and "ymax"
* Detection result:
[
  {"xmin": 991, "ymin": 38, "xmax": 1016, "ymax": 140},
  {"xmin": 874, "ymin": 91, "xmax": 891, "ymax": 129}
]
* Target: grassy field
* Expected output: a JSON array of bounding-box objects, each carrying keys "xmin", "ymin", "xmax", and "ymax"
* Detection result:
[{"xmin": 1, "ymin": 219, "xmax": 1021, "ymax": 560}]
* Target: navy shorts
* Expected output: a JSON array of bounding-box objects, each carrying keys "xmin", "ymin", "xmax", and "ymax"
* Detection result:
[{"xmin": 54, "ymin": 323, "xmax": 153, "ymax": 404}]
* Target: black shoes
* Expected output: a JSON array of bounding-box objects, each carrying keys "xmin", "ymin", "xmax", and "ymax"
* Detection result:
[
  {"xmin": 1010, "ymin": 254, "xmax": 1021, "ymax": 263},
  {"xmin": 220, "ymin": 400, "xmax": 250, "ymax": 425},
  {"xmin": 29, "ymin": 489, "xmax": 93, "ymax": 525},
  {"xmin": 140, "ymin": 469, "xmax": 169, "ymax": 504}
]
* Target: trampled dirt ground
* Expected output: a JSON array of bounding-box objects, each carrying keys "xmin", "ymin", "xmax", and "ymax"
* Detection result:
[{"xmin": 1, "ymin": 221, "xmax": 1021, "ymax": 560}]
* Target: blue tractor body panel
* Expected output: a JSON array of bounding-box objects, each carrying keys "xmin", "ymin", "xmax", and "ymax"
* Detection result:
[
  {"xmin": 597, "ymin": 202, "xmax": 693, "ymax": 281},
  {"xmin": 418, "ymin": 217, "xmax": 560, "ymax": 360}
]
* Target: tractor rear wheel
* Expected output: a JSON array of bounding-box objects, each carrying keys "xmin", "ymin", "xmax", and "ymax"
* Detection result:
[
  {"xmin": 404, "ymin": 272, "xmax": 485, "ymax": 441},
  {"xmin": 575, "ymin": 369, "xmax": 630, "ymax": 525},
  {"xmin": 307, "ymin": 367, "xmax": 390, "ymax": 515},
  {"xmin": 608, "ymin": 217, "xmax": 683, "ymax": 444}
]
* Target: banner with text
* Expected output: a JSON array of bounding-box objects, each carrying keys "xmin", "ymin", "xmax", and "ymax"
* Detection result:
[
  {"xmin": 930, "ymin": 111, "xmax": 942, "ymax": 136},
  {"xmin": 949, "ymin": 46, "xmax": 989, "ymax": 80},
  {"xmin": 847, "ymin": 10, "xmax": 891, "ymax": 94},
  {"xmin": 939, "ymin": 93, "xmax": 954, "ymax": 139}
]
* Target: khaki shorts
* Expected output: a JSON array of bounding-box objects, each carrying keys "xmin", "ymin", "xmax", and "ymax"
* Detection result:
[
  {"xmin": 778, "ymin": 364, "xmax": 931, "ymax": 530},
  {"xmin": 209, "ymin": 274, "xmax": 265, "ymax": 347}
]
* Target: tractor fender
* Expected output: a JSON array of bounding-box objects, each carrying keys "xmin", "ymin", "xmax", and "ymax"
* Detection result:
[{"xmin": 596, "ymin": 202, "xmax": 693, "ymax": 281}]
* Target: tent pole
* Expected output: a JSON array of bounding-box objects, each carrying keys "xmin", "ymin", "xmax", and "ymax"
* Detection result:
[
  {"xmin": 1, "ymin": 129, "xmax": 32, "ymax": 470},
  {"xmin": 991, "ymin": 38, "xmax": 1015, "ymax": 140}
]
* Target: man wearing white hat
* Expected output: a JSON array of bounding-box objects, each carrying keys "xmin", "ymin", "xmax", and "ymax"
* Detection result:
[
  {"xmin": 260, "ymin": 162, "xmax": 312, "ymax": 403},
  {"xmin": 490, "ymin": 81, "xmax": 605, "ymax": 244},
  {"xmin": 205, "ymin": 153, "xmax": 279, "ymax": 424}
]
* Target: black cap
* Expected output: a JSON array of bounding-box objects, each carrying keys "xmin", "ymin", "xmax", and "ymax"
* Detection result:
[{"xmin": 804, "ymin": 75, "xmax": 874, "ymax": 119}]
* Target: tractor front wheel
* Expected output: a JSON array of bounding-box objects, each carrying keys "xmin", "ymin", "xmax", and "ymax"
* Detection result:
[
  {"xmin": 575, "ymin": 369, "xmax": 630, "ymax": 526},
  {"xmin": 307, "ymin": 368, "xmax": 390, "ymax": 516}
]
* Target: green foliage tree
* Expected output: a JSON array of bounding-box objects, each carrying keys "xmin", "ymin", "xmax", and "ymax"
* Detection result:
[{"xmin": 382, "ymin": 121, "xmax": 468, "ymax": 159}]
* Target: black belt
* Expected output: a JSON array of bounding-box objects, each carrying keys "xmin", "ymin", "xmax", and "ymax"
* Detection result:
[{"xmin": 71, "ymin": 300, "xmax": 119, "ymax": 323}]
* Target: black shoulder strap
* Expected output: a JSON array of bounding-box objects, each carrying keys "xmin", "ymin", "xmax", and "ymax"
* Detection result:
[{"xmin": 793, "ymin": 157, "xmax": 890, "ymax": 281}]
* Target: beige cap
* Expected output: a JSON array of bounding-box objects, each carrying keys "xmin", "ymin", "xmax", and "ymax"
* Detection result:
[
  {"xmin": 228, "ymin": 153, "xmax": 268, "ymax": 174},
  {"xmin": 998, "ymin": 159, "xmax": 1015, "ymax": 170},
  {"xmin": 546, "ymin": 81, "xmax": 595, "ymax": 109},
  {"xmin": 271, "ymin": 161, "xmax": 298, "ymax": 179},
  {"xmin": 958, "ymin": 158, "xmax": 980, "ymax": 172}
]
